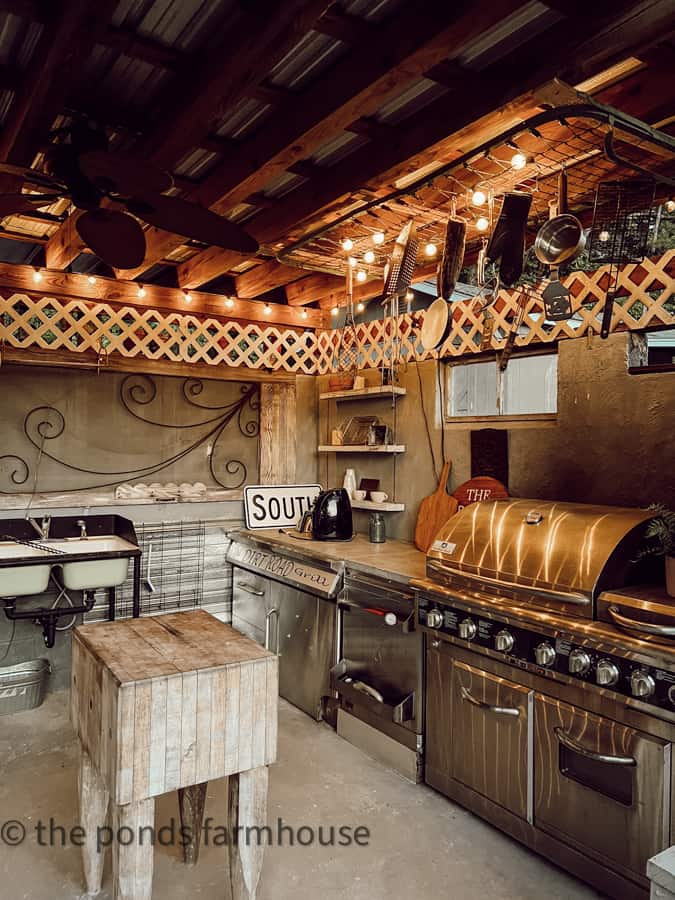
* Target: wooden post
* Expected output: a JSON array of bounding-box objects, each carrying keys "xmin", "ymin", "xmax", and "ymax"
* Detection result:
[
  {"xmin": 227, "ymin": 767, "xmax": 270, "ymax": 900},
  {"xmin": 111, "ymin": 798, "xmax": 156, "ymax": 900},
  {"xmin": 259, "ymin": 382, "xmax": 297, "ymax": 484},
  {"xmin": 78, "ymin": 748, "xmax": 110, "ymax": 895},
  {"xmin": 177, "ymin": 782, "xmax": 208, "ymax": 866}
]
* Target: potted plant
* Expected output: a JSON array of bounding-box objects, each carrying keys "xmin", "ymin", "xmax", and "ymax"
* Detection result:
[{"xmin": 638, "ymin": 505, "xmax": 675, "ymax": 598}]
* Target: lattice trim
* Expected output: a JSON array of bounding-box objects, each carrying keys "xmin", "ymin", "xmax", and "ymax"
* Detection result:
[{"xmin": 1, "ymin": 252, "xmax": 672, "ymax": 376}]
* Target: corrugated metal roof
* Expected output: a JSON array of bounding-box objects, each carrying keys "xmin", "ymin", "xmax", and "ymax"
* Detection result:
[
  {"xmin": 0, "ymin": 13, "xmax": 42, "ymax": 67},
  {"xmin": 457, "ymin": 1, "xmax": 562, "ymax": 70},
  {"xmin": 214, "ymin": 97, "xmax": 272, "ymax": 140},
  {"xmin": 82, "ymin": 47, "xmax": 172, "ymax": 108},
  {"xmin": 376, "ymin": 78, "xmax": 449, "ymax": 126},
  {"xmin": 173, "ymin": 147, "xmax": 221, "ymax": 178},
  {"xmin": 268, "ymin": 30, "xmax": 346, "ymax": 90},
  {"xmin": 342, "ymin": 0, "xmax": 404, "ymax": 22},
  {"xmin": 263, "ymin": 171, "xmax": 307, "ymax": 199},
  {"xmin": 111, "ymin": 0, "xmax": 238, "ymax": 53},
  {"xmin": 310, "ymin": 130, "xmax": 368, "ymax": 166}
]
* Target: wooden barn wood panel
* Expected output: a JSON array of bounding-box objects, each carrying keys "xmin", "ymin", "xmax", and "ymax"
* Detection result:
[{"xmin": 1, "ymin": 252, "xmax": 673, "ymax": 375}]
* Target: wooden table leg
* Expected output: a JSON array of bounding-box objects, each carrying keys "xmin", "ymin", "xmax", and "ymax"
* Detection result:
[
  {"xmin": 79, "ymin": 747, "xmax": 110, "ymax": 895},
  {"xmin": 111, "ymin": 798, "xmax": 155, "ymax": 900},
  {"xmin": 178, "ymin": 782, "xmax": 208, "ymax": 866},
  {"xmin": 227, "ymin": 766, "xmax": 269, "ymax": 900}
]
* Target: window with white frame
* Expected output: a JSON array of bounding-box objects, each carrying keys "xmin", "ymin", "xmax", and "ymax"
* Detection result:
[{"xmin": 446, "ymin": 352, "xmax": 558, "ymax": 421}]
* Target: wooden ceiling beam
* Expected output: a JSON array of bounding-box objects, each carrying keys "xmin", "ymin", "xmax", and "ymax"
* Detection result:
[
  {"xmin": 97, "ymin": 26, "xmax": 183, "ymax": 70},
  {"xmin": 0, "ymin": 263, "xmax": 330, "ymax": 328},
  {"xmin": 234, "ymin": 261, "xmax": 307, "ymax": 299},
  {"xmin": 285, "ymin": 272, "xmax": 345, "ymax": 305},
  {"xmin": 316, "ymin": 260, "xmax": 439, "ymax": 309},
  {"xmin": 0, "ymin": 0, "xmax": 119, "ymax": 165},
  {"xmin": 313, "ymin": 4, "xmax": 374, "ymax": 44}
]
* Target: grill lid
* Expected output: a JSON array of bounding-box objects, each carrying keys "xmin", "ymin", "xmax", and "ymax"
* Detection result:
[{"xmin": 427, "ymin": 499, "xmax": 652, "ymax": 606}]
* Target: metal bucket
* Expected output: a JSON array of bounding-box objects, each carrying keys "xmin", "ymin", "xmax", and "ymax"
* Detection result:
[{"xmin": 0, "ymin": 659, "xmax": 50, "ymax": 715}]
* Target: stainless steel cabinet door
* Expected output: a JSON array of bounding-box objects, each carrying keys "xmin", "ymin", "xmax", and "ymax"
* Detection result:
[
  {"xmin": 534, "ymin": 693, "xmax": 671, "ymax": 878},
  {"xmin": 426, "ymin": 645, "xmax": 531, "ymax": 819},
  {"xmin": 274, "ymin": 583, "xmax": 335, "ymax": 720},
  {"xmin": 232, "ymin": 570, "xmax": 270, "ymax": 646}
]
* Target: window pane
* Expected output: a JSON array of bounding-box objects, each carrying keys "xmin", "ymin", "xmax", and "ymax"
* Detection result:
[
  {"xmin": 503, "ymin": 354, "xmax": 557, "ymax": 415},
  {"xmin": 448, "ymin": 360, "xmax": 499, "ymax": 417}
]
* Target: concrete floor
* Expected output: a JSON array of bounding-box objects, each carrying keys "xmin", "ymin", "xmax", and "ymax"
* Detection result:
[{"xmin": 0, "ymin": 692, "xmax": 601, "ymax": 900}]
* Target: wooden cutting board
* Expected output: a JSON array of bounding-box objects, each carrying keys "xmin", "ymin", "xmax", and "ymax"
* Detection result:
[{"xmin": 414, "ymin": 461, "xmax": 459, "ymax": 552}]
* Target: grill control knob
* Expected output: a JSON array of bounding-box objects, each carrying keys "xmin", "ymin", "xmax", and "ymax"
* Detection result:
[
  {"xmin": 426, "ymin": 610, "xmax": 444, "ymax": 629},
  {"xmin": 534, "ymin": 642, "xmax": 556, "ymax": 667},
  {"xmin": 668, "ymin": 685, "xmax": 675, "ymax": 706},
  {"xmin": 458, "ymin": 618, "xmax": 477, "ymax": 641},
  {"xmin": 494, "ymin": 630, "xmax": 515, "ymax": 653},
  {"xmin": 596, "ymin": 659, "xmax": 620, "ymax": 687},
  {"xmin": 630, "ymin": 670, "xmax": 655, "ymax": 699},
  {"xmin": 568, "ymin": 649, "xmax": 592, "ymax": 676}
]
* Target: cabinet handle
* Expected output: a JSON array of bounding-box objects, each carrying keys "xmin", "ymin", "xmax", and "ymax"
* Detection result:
[
  {"xmin": 237, "ymin": 582, "xmax": 265, "ymax": 597},
  {"xmin": 554, "ymin": 727, "xmax": 636, "ymax": 766},
  {"xmin": 460, "ymin": 685, "xmax": 520, "ymax": 717},
  {"xmin": 265, "ymin": 608, "xmax": 279, "ymax": 653},
  {"xmin": 607, "ymin": 605, "xmax": 675, "ymax": 638}
]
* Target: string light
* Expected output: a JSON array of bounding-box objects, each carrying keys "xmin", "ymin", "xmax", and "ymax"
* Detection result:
[
  {"xmin": 87, "ymin": 275, "xmax": 97, "ymax": 285},
  {"xmin": 476, "ymin": 216, "xmax": 489, "ymax": 232},
  {"xmin": 666, "ymin": 200, "xmax": 675, "ymax": 213},
  {"xmin": 356, "ymin": 302, "xmax": 365, "ymax": 313},
  {"xmin": 356, "ymin": 270, "xmax": 367, "ymax": 282},
  {"xmin": 301, "ymin": 309, "xmax": 308, "ymax": 319},
  {"xmin": 471, "ymin": 190, "xmax": 487, "ymax": 207},
  {"xmin": 32, "ymin": 269, "xmax": 43, "ymax": 283},
  {"xmin": 372, "ymin": 232, "xmax": 385, "ymax": 245},
  {"xmin": 599, "ymin": 230, "xmax": 610, "ymax": 243},
  {"xmin": 183, "ymin": 290, "xmax": 192, "ymax": 303},
  {"xmin": 363, "ymin": 249, "xmax": 375, "ymax": 264},
  {"xmin": 424, "ymin": 243, "xmax": 437, "ymax": 257},
  {"xmin": 225, "ymin": 297, "xmax": 234, "ymax": 309},
  {"xmin": 405, "ymin": 290, "xmax": 414, "ymax": 301},
  {"xmin": 137, "ymin": 286, "xmax": 146, "ymax": 298},
  {"xmin": 263, "ymin": 303, "xmax": 271, "ymax": 315},
  {"xmin": 348, "ymin": 256, "xmax": 357, "ymax": 268},
  {"xmin": 510, "ymin": 152, "xmax": 528, "ymax": 170},
  {"xmin": 331, "ymin": 306, "xmax": 339, "ymax": 316},
  {"xmin": 341, "ymin": 238, "xmax": 354, "ymax": 252}
]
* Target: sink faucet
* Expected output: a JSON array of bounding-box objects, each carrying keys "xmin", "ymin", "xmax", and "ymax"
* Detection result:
[
  {"xmin": 28, "ymin": 516, "xmax": 51, "ymax": 540},
  {"xmin": 76, "ymin": 519, "xmax": 88, "ymax": 539}
]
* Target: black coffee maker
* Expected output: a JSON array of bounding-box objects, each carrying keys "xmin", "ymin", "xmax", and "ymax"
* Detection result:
[{"xmin": 311, "ymin": 489, "xmax": 353, "ymax": 541}]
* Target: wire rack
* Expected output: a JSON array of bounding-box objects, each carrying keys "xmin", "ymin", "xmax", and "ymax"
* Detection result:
[{"xmin": 278, "ymin": 104, "xmax": 675, "ymax": 298}]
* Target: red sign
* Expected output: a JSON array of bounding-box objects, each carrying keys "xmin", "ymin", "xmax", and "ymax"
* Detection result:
[{"xmin": 452, "ymin": 477, "xmax": 509, "ymax": 510}]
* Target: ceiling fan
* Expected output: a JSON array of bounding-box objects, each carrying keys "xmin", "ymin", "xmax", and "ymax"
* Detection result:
[{"xmin": 0, "ymin": 118, "xmax": 259, "ymax": 270}]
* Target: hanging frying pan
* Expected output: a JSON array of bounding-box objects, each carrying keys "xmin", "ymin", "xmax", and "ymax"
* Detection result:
[
  {"xmin": 534, "ymin": 170, "xmax": 586, "ymax": 267},
  {"xmin": 420, "ymin": 296, "xmax": 452, "ymax": 351}
]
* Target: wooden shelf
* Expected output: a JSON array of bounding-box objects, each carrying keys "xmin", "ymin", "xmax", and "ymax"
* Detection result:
[
  {"xmin": 318, "ymin": 444, "xmax": 405, "ymax": 454},
  {"xmin": 350, "ymin": 500, "xmax": 405, "ymax": 512},
  {"xmin": 319, "ymin": 386, "xmax": 406, "ymax": 401}
]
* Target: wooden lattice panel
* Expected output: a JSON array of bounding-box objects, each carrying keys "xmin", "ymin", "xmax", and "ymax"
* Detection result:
[{"xmin": 0, "ymin": 253, "xmax": 672, "ymax": 376}]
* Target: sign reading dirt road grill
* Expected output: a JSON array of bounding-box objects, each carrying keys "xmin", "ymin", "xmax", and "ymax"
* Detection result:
[
  {"xmin": 227, "ymin": 541, "xmax": 341, "ymax": 597},
  {"xmin": 244, "ymin": 484, "xmax": 321, "ymax": 529}
]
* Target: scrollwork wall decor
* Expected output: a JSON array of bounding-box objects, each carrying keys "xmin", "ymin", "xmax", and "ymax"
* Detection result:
[{"xmin": 0, "ymin": 374, "xmax": 259, "ymax": 495}]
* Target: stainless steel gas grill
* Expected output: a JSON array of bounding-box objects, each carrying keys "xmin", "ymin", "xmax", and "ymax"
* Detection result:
[{"xmin": 414, "ymin": 499, "xmax": 675, "ymax": 900}]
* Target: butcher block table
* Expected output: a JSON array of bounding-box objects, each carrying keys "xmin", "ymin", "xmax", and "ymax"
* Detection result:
[{"xmin": 70, "ymin": 609, "xmax": 278, "ymax": 900}]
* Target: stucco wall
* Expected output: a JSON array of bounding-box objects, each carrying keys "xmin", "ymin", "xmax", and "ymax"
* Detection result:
[{"xmin": 316, "ymin": 333, "xmax": 675, "ymax": 542}]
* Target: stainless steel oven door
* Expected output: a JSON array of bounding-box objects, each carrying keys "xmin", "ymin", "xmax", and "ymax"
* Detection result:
[
  {"xmin": 534, "ymin": 693, "xmax": 672, "ymax": 879},
  {"xmin": 232, "ymin": 568, "xmax": 277, "ymax": 650}
]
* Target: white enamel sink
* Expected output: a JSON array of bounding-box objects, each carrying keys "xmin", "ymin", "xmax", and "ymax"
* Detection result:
[
  {"xmin": 46, "ymin": 535, "xmax": 136, "ymax": 590},
  {"xmin": 0, "ymin": 542, "xmax": 52, "ymax": 597}
]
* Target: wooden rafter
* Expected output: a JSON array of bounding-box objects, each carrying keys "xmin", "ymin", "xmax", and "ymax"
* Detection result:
[
  {"xmin": 0, "ymin": 263, "xmax": 330, "ymax": 328},
  {"xmin": 286, "ymin": 273, "xmax": 344, "ymax": 306},
  {"xmin": 0, "ymin": 0, "xmax": 119, "ymax": 165},
  {"xmin": 234, "ymin": 262, "xmax": 307, "ymax": 299}
]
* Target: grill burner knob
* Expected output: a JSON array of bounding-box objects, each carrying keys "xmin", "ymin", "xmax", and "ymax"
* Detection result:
[
  {"xmin": 568, "ymin": 649, "xmax": 591, "ymax": 676},
  {"xmin": 458, "ymin": 618, "xmax": 477, "ymax": 641},
  {"xmin": 534, "ymin": 642, "xmax": 556, "ymax": 667},
  {"xmin": 596, "ymin": 659, "xmax": 620, "ymax": 687},
  {"xmin": 630, "ymin": 670, "xmax": 655, "ymax": 699},
  {"xmin": 669, "ymin": 685, "xmax": 675, "ymax": 706},
  {"xmin": 494, "ymin": 630, "xmax": 514, "ymax": 653},
  {"xmin": 426, "ymin": 610, "xmax": 444, "ymax": 629}
]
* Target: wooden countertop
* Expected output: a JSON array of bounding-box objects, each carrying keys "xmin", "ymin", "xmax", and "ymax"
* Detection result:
[{"xmin": 231, "ymin": 528, "xmax": 427, "ymax": 585}]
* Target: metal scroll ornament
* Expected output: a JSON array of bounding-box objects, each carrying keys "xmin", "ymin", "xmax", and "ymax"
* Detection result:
[{"xmin": 0, "ymin": 376, "xmax": 259, "ymax": 494}]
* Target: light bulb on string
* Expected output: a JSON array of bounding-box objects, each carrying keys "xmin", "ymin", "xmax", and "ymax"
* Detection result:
[
  {"xmin": 301, "ymin": 309, "xmax": 308, "ymax": 319},
  {"xmin": 331, "ymin": 306, "xmax": 339, "ymax": 317},
  {"xmin": 599, "ymin": 230, "xmax": 610, "ymax": 243},
  {"xmin": 225, "ymin": 297, "xmax": 234, "ymax": 309},
  {"xmin": 87, "ymin": 275, "xmax": 97, "ymax": 285},
  {"xmin": 356, "ymin": 270, "xmax": 367, "ymax": 282},
  {"xmin": 137, "ymin": 286, "xmax": 146, "ymax": 298},
  {"xmin": 372, "ymin": 232, "xmax": 385, "ymax": 245},
  {"xmin": 476, "ymin": 216, "xmax": 489, "ymax": 232},
  {"xmin": 341, "ymin": 238, "xmax": 354, "ymax": 252},
  {"xmin": 184, "ymin": 290, "xmax": 192, "ymax": 303},
  {"xmin": 405, "ymin": 290, "xmax": 414, "ymax": 301},
  {"xmin": 356, "ymin": 302, "xmax": 365, "ymax": 313},
  {"xmin": 424, "ymin": 243, "xmax": 437, "ymax": 257},
  {"xmin": 33, "ymin": 269, "xmax": 43, "ymax": 283},
  {"xmin": 363, "ymin": 249, "xmax": 375, "ymax": 264},
  {"xmin": 511, "ymin": 152, "xmax": 528, "ymax": 170},
  {"xmin": 348, "ymin": 256, "xmax": 357, "ymax": 268},
  {"xmin": 263, "ymin": 304, "xmax": 271, "ymax": 315},
  {"xmin": 471, "ymin": 190, "xmax": 486, "ymax": 207},
  {"xmin": 666, "ymin": 200, "xmax": 675, "ymax": 213}
]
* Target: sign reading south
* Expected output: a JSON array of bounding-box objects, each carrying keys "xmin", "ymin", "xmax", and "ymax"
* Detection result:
[{"xmin": 244, "ymin": 484, "xmax": 322, "ymax": 529}]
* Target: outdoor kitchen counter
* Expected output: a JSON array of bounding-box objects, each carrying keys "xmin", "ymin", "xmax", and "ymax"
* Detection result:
[{"xmin": 230, "ymin": 528, "xmax": 427, "ymax": 586}]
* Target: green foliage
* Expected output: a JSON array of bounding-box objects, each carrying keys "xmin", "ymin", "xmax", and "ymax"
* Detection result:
[{"xmin": 638, "ymin": 504, "xmax": 675, "ymax": 559}]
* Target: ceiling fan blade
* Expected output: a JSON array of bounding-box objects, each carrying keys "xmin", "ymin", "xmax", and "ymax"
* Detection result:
[
  {"xmin": 76, "ymin": 209, "xmax": 146, "ymax": 270},
  {"xmin": 0, "ymin": 192, "xmax": 61, "ymax": 216},
  {"xmin": 127, "ymin": 194, "xmax": 259, "ymax": 255},
  {"xmin": 78, "ymin": 150, "xmax": 173, "ymax": 198}
]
